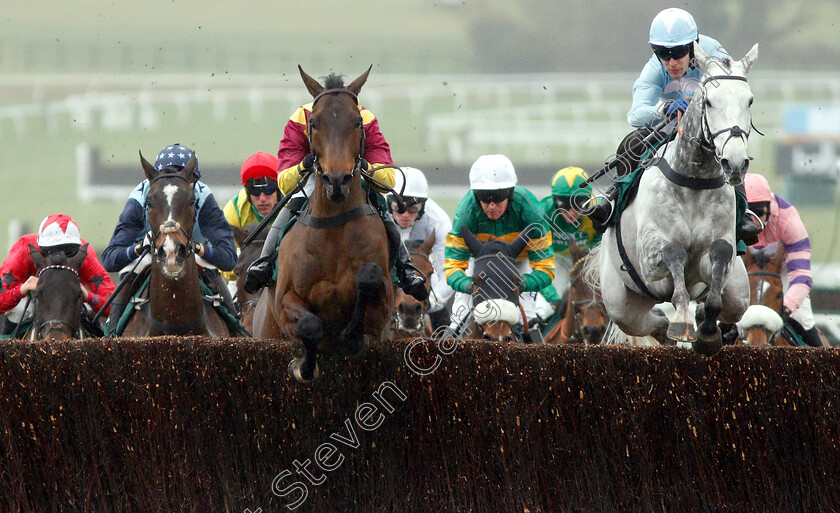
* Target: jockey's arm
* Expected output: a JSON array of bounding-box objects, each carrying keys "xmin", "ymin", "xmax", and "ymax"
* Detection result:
[
  {"xmin": 101, "ymin": 197, "xmax": 147, "ymax": 273},
  {"xmin": 444, "ymin": 232, "xmax": 473, "ymax": 294},
  {"xmin": 0, "ymin": 238, "xmax": 33, "ymax": 313},
  {"xmin": 521, "ymin": 228, "xmax": 555, "ymax": 292},
  {"xmin": 627, "ymin": 59, "xmax": 667, "ymax": 128},
  {"xmin": 779, "ymin": 206, "xmax": 813, "ymax": 312},
  {"xmin": 196, "ymin": 195, "xmax": 238, "ymax": 273},
  {"xmin": 79, "ymin": 246, "xmax": 116, "ymax": 316}
]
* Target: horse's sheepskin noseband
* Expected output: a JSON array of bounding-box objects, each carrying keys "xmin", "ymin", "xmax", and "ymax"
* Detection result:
[{"xmin": 473, "ymin": 299, "xmax": 521, "ymax": 325}]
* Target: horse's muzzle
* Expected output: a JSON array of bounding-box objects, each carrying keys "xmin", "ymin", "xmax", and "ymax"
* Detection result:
[
  {"xmin": 722, "ymin": 157, "xmax": 749, "ymax": 186},
  {"xmin": 321, "ymin": 173, "xmax": 353, "ymax": 203}
]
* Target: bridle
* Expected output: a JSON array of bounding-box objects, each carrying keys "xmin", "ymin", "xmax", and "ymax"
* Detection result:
[
  {"xmin": 34, "ymin": 264, "xmax": 82, "ymax": 339},
  {"xmin": 678, "ymin": 74, "xmax": 762, "ymax": 164},
  {"xmin": 393, "ymin": 249, "xmax": 433, "ymax": 334},
  {"xmin": 306, "ymin": 88, "xmax": 367, "ymax": 181},
  {"xmin": 747, "ymin": 269, "xmax": 782, "ymax": 309},
  {"xmin": 145, "ymin": 172, "xmax": 197, "ymax": 254}
]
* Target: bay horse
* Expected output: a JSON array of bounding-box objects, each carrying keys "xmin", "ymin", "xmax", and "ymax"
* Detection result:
[
  {"xmin": 121, "ymin": 154, "xmax": 231, "ymax": 337},
  {"xmin": 738, "ymin": 242, "xmax": 829, "ymax": 347},
  {"xmin": 28, "ymin": 244, "xmax": 95, "ymax": 340},
  {"xmin": 252, "ymin": 66, "xmax": 393, "ymax": 383},
  {"xmin": 231, "ymin": 223, "xmax": 267, "ymax": 334},
  {"xmin": 459, "ymin": 225, "xmax": 531, "ymax": 342},
  {"xmin": 592, "ymin": 42, "xmax": 758, "ymax": 356},
  {"xmin": 392, "ymin": 233, "xmax": 435, "ymax": 337},
  {"xmin": 545, "ymin": 238, "xmax": 607, "ymax": 344}
]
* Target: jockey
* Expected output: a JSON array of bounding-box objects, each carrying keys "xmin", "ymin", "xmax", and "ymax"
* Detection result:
[
  {"xmin": 744, "ymin": 173, "xmax": 822, "ymax": 347},
  {"xmin": 444, "ymin": 154, "xmax": 555, "ymax": 342},
  {"xmin": 538, "ymin": 166, "xmax": 601, "ymax": 309},
  {"xmin": 0, "ymin": 214, "xmax": 115, "ymax": 334},
  {"xmin": 243, "ymin": 82, "xmax": 428, "ymax": 301},
  {"xmin": 386, "ymin": 167, "xmax": 456, "ymax": 330},
  {"xmin": 588, "ymin": 7, "xmax": 759, "ymax": 248},
  {"xmin": 221, "ymin": 151, "xmax": 282, "ymax": 281},
  {"xmin": 101, "ymin": 143, "xmax": 238, "ymax": 330}
]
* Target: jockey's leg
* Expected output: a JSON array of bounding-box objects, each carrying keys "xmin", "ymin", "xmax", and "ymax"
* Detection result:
[
  {"xmin": 198, "ymin": 267, "xmax": 239, "ymax": 318},
  {"xmin": 106, "ymin": 270, "xmax": 139, "ymax": 335},
  {"xmin": 383, "ymin": 212, "xmax": 429, "ymax": 302},
  {"xmin": 790, "ymin": 296, "xmax": 825, "ymax": 347},
  {"xmin": 735, "ymin": 182, "xmax": 760, "ymax": 249},
  {"xmin": 244, "ymin": 196, "xmax": 307, "ymax": 294}
]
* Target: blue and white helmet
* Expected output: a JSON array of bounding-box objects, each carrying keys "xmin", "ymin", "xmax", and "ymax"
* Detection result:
[
  {"xmin": 155, "ymin": 143, "xmax": 201, "ymax": 179},
  {"xmin": 649, "ymin": 8, "xmax": 698, "ymax": 47}
]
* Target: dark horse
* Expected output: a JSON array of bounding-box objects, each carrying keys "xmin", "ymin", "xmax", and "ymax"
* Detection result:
[
  {"xmin": 121, "ymin": 154, "xmax": 231, "ymax": 337},
  {"xmin": 28, "ymin": 244, "xmax": 95, "ymax": 340},
  {"xmin": 253, "ymin": 66, "xmax": 393, "ymax": 383},
  {"xmin": 459, "ymin": 225, "xmax": 532, "ymax": 342},
  {"xmin": 231, "ymin": 223, "xmax": 267, "ymax": 334},
  {"xmin": 545, "ymin": 238, "xmax": 608, "ymax": 344},
  {"xmin": 392, "ymin": 233, "xmax": 435, "ymax": 337},
  {"xmin": 739, "ymin": 242, "xmax": 829, "ymax": 347}
]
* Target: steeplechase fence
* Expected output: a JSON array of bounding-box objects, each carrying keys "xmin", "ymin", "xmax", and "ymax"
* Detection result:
[{"xmin": 1, "ymin": 337, "xmax": 838, "ymax": 512}]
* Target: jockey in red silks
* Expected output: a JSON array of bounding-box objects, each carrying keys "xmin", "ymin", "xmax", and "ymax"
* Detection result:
[
  {"xmin": 744, "ymin": 173, "xmax": 822, "ymax": 347},
  {"xmin": 0, "ymin": 214, "xmax": 115, "ymax": 333}
]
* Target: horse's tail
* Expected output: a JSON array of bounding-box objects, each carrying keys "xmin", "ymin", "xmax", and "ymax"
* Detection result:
[{"xmin": 581, "ymin": 242, "xmax": 602, "ymax": 292}]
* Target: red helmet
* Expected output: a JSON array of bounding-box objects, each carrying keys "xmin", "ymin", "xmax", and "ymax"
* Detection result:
[
  {"xmin": 744, "ymin": 173, "xmax": 772, "ymax": 203},
  {"xmin": 240, "ymin": 152, "xmax": 279, "ymax": 186}
]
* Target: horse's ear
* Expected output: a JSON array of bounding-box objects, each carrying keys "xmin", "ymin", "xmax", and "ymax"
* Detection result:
[
  {"xmin": 182, "ymin": 154, "xmax": 198, "ymax": 182},
  {"xmin": 419, "ymin": 231, "xmax": 435, "ymax": 256},
  {"xmin": 346, "ymin": 65, "xmax": 372, "ymax": 96},
  {"xmin": 508, "ymin": 229, "xmax": 531, "ymax": 258},
  {"xmin": 460, "ymin": 225, "xmax": 484, "ymax": 256},
  {"xmin": 231, "ymin": 224, "xmax": 247, "ymax": 247},
  {"xmin": 771, "ymin": 241, "xmax": 785, "ymax": 266},
  {"xmin": 568, "ymin": 236, "xmax": 584, "ymax": 263},
  {"xmin": 68, "ymin": 243, "xmax": 88, "ymax": 269},
  {"xmin": 692, "ymin": 41, "xmax": 712, "ymax": 71},
  {"xmin": 140, "ymin": 150, "xmax": 156, "ymax": 181},
  {"xmin": 741, "ymin": 43, "xmax": 759, "ymax": 74},
  {"xmin": 299, "ymin": 65, "xmax": 324, "ymax": 98},
  {"xmin": 28, "ymin": 244, "xmax": 46, "ymax": 269}
]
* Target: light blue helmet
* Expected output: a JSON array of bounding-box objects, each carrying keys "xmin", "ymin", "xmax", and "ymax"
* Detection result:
[{"xmin": 649, "ymin": 8, "xmax": 698, "ymax": 47}]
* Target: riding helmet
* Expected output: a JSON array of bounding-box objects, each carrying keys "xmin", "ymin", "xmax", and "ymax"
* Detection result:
[
  {"xmin": 155, "ymin": 143, "xmax": 201, "ymax": 179},
  {"xmin": 469, "ymin": 154, "xmax": 517, "ymax": 190},
  {"xmin": 38, "ymin": 214, "xmax": 82, "ymax": 248},
  {"xmin": 649, "ymin": 8, "xmax": 698, "ymax": 47}
]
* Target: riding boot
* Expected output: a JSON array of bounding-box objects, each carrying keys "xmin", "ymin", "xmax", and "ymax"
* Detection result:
[
  {"xmin": 802, "ymin": 326, "xmax": 824, "ymax": 347},
  {"xmin": 384, "ymin": 216, "xmax": 429, "ymax": 301},
  {"xmin": 1, "ymin": 316, "xmax": 17, "ymax": 335},
  {"xmin": 200, "ymin": 268, "xmax": 239, "ymax": 317},
  {"xmin": 735, "ymin": 183, "xmax": 760, "ymax": 246},
  {"xmin": 428, "ymin": 308, "xmax": 451, "ymax": 332},
  {"xmin": 525, "ymin": 328, "xmax": 545, "ymax": 344},
  {"xmin": 244, "ymin": 197, "xmax": 306, "ymax": 294}
]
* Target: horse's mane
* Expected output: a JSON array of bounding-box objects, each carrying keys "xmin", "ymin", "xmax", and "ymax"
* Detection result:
[{"xmin": 323, "ymin": 74, "xmax": 345, "ymax": 89}]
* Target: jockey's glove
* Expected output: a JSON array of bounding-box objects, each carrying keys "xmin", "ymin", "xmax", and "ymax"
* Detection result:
[
  {"xmin": 297, "ymin": 153, "xmax": 316, "ymax": 173},
  {"xmin": 663, "ymin": 97, "xmax": 689, "ymax": 120},
  {"xmin": 134, "ymin": 231, "xmax": 153, "ymax": 257},
  {"xmin": 448, "ymin": 272, "xmax": 473, "ymax": 294},
  {"xmin": 781, "ymin": 306, "xmax": 793, "ymax": 325}
]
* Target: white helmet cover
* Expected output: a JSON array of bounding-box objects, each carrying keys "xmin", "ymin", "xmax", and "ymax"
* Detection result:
[
  {"xmin": 469, "ymin": 154, "xmax": 517, "ymax": 190},
  {"xmin": 649, "ymin": 8, "xmax": 698, "ymax": 47},
  {"xmin": 394, "ymin": 167, "xmax": 429, "ymax": 199}
]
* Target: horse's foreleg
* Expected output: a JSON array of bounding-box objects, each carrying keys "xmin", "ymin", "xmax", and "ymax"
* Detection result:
[
  {"xmin": 339, "ymin": 262, "xmax": 384, "ymax": 355},
  {"xmin": 282, "ymin": 292, "xmax": 323, "ymax": 383},
  {"xmin": 661, "ymin": 243, "xmax": 695, "ymax": 342},
  {"xmin": 694, "ymin": 239, "xmax": 733, "ymax": 356}
]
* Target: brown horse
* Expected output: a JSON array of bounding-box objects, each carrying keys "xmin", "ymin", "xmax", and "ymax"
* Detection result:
[
  {"xmin": 231, "ymin": 223, "xmax": 266, "ymax": 334},
  {"xmin": 546, "ymin": 238, "xmax": 608, "ymax": 344},
  {"xmin": 392, "ymin": 233, "xmax": 435, "ymax": 337},
  {"xmin": 28, "ymin": 244, "xmax": 91, "ymax": 340},
  {"xmin": 121, "ymin": 154, "xmax": 231, "ymax": 337},
  {"xmin": 252, "ymin": 66, "xmax": 394, "ymax": 383},
  {"xmin": 739, "ymin": 242, "xmax": 829, "ymax": 347}
]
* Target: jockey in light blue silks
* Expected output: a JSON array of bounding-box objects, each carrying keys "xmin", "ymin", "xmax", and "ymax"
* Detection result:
[{"xmin": 588, "ymin": 7, "xmax": 761, "ymax": 253}]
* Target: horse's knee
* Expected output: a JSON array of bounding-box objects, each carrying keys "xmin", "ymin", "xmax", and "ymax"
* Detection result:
[
  {"xmin": 297, "ymin": 312, "xmax": 323, "ymax": 343},
  {"xmin": 709, "ymin": 239, "xmax": 733, "ymax": 264},
  {"xmin": 356, "ymin": 262, "xmax": 384, "ymax": 301}
]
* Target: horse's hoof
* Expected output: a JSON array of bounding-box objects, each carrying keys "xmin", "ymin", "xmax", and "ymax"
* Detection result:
[
  {"xmin": 288, "ymin": 358, "xmax": 320, "ymax": 383},
  {"xmin": 345, "ymin": 335, "xmax": 370, "ymax": 357},
  {"xmin": 667, "ymin": 322, "xmax": 696, "ymax": 342},
  {"xmin": 692, "ymin": 338, "xmax": 722, "ymax": 357}
]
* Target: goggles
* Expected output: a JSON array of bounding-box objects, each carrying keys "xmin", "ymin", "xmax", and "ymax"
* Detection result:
[
  {"xmin": 389, "ymin": 197, "xmax": 424, "ymax": 214},
  {"xmin": 473, "ymin": 188, "xmax": 513, "ymax": 205},
  {"xmin": 245, "ymin": 177, "xmax": 279, "ymax": 197},
  {"xmin": 748, "ymin": 202, "xmax": 770, "ymax": 218},
  {"xmin": 553, "ymin": 195, "xmax": 588, "ymax": 212},
  {"xmin": 651, "ymin": 44, "xmax": 691, "ymax": 61}
]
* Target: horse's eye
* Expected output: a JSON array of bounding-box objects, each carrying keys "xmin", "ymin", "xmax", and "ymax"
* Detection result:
[
  {"xmin": 705, "ymin": 98, "xmax": 712, "ymax": 108},
  {"xmin": 355, "ymin": 118, "xmax": 363, "ymax": 129},
  {"xmin": 309, "ymin": 120, "xmax": 318, "ymax": 130},
  {"xmin": 748, "ymin": 97, "xmax": 754, "ymax": 107}
]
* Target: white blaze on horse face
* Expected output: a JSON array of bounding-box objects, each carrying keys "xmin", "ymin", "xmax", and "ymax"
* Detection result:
[{"xmin": 163, "ymin": 184, "xmax": 179, "ymax": 222}]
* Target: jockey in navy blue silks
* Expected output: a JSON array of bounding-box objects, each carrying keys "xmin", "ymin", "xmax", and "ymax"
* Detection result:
[{"xmin": 101, "ymin": 143, "xmax": 239, "ymax": 332}]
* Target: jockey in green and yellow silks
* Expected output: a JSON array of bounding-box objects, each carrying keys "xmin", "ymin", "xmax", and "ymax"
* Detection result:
[
  {"xmin": 538, "ymin": 166, "xmax": 601, "ymax": 306},
  {"xmin": 444, "ymin": 154, "xmax": 554, "ymax": 338}
]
